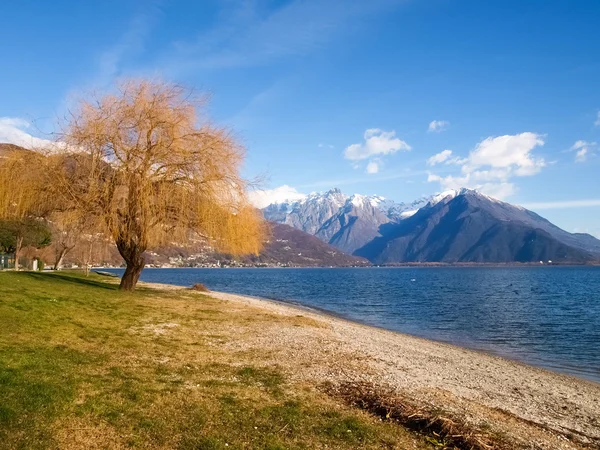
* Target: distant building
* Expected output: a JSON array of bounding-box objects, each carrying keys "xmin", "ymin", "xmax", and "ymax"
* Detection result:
[{"xmin": 0, "ymin": 252, "xmax": 15, "ymax": 270}]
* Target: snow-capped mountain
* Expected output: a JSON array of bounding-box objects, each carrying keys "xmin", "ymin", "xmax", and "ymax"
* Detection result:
[
  {"xmin": 262, "ymin": 187, "xmax": 600, "ymax": 263},
  {"xmin": 262, "ymin": 188, "xmax": 460, "ymax": 254},
  {"xmin": 263, "ymin": 188, "xmax": 386, "ymax": 253},
  {"xmin": 357, "ymin": 189, "xmax": 600, "ymax": 263}
]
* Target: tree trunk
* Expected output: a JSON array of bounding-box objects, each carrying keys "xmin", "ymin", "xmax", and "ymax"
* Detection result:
[
  {"xmin": 54, "ymin": 247, "xmax": 67, "ymax": 270},
  {"xmin": 120, "ymin": 257, "xmax": 145, "ymax": 291},
  {"xmin": 116, "ymin": 239, "xmax": 146, "ymax": 291},
  {"xmin": 84, "ymin": 241, "xmax": 93, "ymax": 276},
  {"xmin": 14, "ymin": 236, "xmax": 23, "ymax": 271}
]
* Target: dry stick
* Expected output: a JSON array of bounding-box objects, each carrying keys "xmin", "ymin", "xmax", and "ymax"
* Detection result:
[{"xmin": 325, "ymin": 381, "xmax": 499, "ymax": 450}]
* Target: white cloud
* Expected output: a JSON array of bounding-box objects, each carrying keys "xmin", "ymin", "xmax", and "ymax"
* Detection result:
[
  {"xmin": 521, "ymin": 199, "xmax": 600, "ymax": 210},
  {"xmin": 427, "ymin": 173, "xmax": 517, "ymax": 199},
  {"xmin": 344, "ymin": 128, "xmax": 410, "ymax": 161},
  {"xmin": 428, "ymin": 120, "xmax": 450, "ymax": 133},
  {"xmin": 570, "ymin": 140, "xmax": 596, "ymax": 163},
  {"xmin": 595, "ymin": 111, "xmax": 600, "ymax": 127},
  {"xmin": 366, "ymin": 161, "xmax": 379, "ymax": 174},
  {"xmin": 576, "ymin": 148, "xmax": 588, "ymax": 162},
  {"xmin": 427, "ymin": 149, "xmax": 452, "ymax": 165},
  {"xmin": 318, "ymin": 143, "xmax": 334, "ymax": 149},
  {"xmin": 466, "ymin": 133, "xmax": 546, "ymax": 175},
  {"xmin": 426, "ymin": 149, "xmax": 466, "ymax": 166},
  {"xmin": 427, "ymin": 132, "xmax": 546, "ymax": 200},
  {"xmin": 0, "ymin": 117, "xmax": 56, "ymax": 149},
  {"xmin": 248, "ymin": 185, "xmax": 306, "ymax": 208},
  {"xmin": 344, "ymin": 128, "xmax": 410, "ymax": 174}
]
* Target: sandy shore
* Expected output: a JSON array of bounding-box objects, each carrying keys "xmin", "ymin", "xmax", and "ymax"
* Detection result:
[{"xmin": 142, "ymin": 281, "xmax": 600, "ymax": 449}]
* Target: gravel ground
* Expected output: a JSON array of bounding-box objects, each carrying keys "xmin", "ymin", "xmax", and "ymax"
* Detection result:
[
  {"xmin": 207, "ymin": 290, "xmax": 600, "ymax": 449},
  {"xmin": 141, "ymin": 282, "xmax": 600, "ymax": 449}
]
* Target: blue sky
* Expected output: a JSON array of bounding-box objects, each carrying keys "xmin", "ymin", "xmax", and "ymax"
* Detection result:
[{"xmin": 1, "ymin": 0, "xmax": 600, "ymax": 236}]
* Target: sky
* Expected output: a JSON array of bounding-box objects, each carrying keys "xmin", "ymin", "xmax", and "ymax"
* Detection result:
[{"xmin": 1, "ymin": 0, "xmax": 600, "ymax": 236}]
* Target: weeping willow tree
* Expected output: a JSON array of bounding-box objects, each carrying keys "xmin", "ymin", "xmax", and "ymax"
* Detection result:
[
  {"xmin": 52, "ymin": 79, "xmax": 265, "ymax": 290},
  {"xmin": 0, "ymin": 149, "xmax": 51, "ymax": 270}
]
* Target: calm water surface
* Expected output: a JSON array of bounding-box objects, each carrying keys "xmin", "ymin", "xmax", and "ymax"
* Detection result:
[{"xmin": 106, "ymin": 267, "xmax": 600, "ymax": 382}]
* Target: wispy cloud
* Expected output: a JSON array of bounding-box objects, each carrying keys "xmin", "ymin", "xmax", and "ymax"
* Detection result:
[
  {"xmin": 297, "ymin": 168, "xmax": 443, "ymax": 189},
  {"xmin": 87, "ymin": 2, "xmax": 163, "ymax": 89},
  {"xmin": 366, "ymin": 160, "xmax": 380, "ymax": 174},
  {"xmin": 570, "ymin": 140, "xmax": 597, "ymax": 163},
  {"xmin": 428, "ymin": 120, "xmax": 449, "ymax": 133},
  {"xmin": 224, "ymin": 80, "xmax": 288, "ymax": 130},
  {"xmin": 426, "ymin": 149, "xmax": 466, "ymax": 166},
  {"xmin": 161, "ymin": 0, "xmax": 408, "ymax": 73},
  {"xmin": 521, "ymin": 199, "xmax": 600, "ymax": 210},
  {"xmin": 595, "ymin": 111, "xmax": 600, "ymax": 127}
]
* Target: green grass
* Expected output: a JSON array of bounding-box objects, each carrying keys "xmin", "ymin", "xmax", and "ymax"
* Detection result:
[{"xmin": 0, "ymin": 271, "xmax": 430, "ymax": 449}]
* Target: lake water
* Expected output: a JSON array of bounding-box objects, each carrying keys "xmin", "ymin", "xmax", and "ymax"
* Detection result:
[{"xmin": 104, "ymin": 266, "xmax": 600, "ymax": 383}]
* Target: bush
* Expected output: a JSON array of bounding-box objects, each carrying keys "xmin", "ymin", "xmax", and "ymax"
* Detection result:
[{"xmin": 190, "ymin": 283, "xmax": 209, "ymax": 292}]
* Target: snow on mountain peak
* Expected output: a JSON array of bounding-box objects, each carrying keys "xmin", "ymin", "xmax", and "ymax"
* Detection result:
[
  {"xmin": 429, "ymin": 189, "xmax": 462, "ymax": 205},
  {"xmin": 260, "ymin": 186, "xmax": 511, "ymax": 221},
  {"xmin": 425, "ymin": 188, "xmax": 503, "ymax": 207},
  {"xmin": 368, "ymin": 195, "xmax": 386, "ymax": 207},
  {"xmin": 350, "ymin": 194, "xmax": 367, "ymax": 208}
]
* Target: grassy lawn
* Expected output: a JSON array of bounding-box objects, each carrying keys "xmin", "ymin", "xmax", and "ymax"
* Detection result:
[{"xmin": 0, "ymin": 271, "xmax": 430, "ymax": 449}]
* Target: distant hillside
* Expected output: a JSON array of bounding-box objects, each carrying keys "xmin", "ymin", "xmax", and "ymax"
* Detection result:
[
  {"xmin": 356, "ymin": 190, "xmax": 599, "ymax": 264},
  {"xmin": 145, "ymin": 222, "xmax": 369, "ymax": 267},
  {"xmin": 240, "ymin": 222, "xmax": 369, "ymax": 267},
  {"xmin": 0, "ymin": 143, "xmax": 32, "ymax": 157}
]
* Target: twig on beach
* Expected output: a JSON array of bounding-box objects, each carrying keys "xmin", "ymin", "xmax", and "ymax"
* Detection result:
[{"xmin": 321, "ymin": 380, "xmax": 500, "ymax": 450}]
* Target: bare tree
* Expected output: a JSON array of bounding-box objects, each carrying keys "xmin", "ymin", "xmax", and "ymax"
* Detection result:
[
  {"xmin": 0, "ymin": 150, "xmax": 51, "ymax": 270},
  {"xmin": 51, "ymin": 79, "xmax": 264, "ymax": 290},
  {"xmin": 72, "ymin": 232, "xmax": 98, "ymax": 276},
  {"xmin": 49, "ymin": 211, "xmax": 85, "ymax": 270}
]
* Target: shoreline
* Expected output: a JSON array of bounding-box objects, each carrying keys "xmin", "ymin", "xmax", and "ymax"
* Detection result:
[
  {"xmin": 139, "ymin": 280, "xmax": 600, "ymax": 447},
  {"xmin": 231, "ymin": 291, "xmax": 600, "ymax": 382},
  {"xmin": 99, "ymin": 263, "xmax": 600, "ymax": 270},
  {"xmin": 207, "ymin": 287, "xmax": 600, "ymax": 385},
  {"xmin": 236, "ymin": 291, "xmax": 600, "ymax": 384},
  {"xmin": 134, "ymin": 274, "xmax": 599, "ymax": 384}
]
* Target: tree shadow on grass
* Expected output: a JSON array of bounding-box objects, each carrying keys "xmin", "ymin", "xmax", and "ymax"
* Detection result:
[{"xmin": 22, "ymin": 272, "xmax": 120, "ymax": 291}]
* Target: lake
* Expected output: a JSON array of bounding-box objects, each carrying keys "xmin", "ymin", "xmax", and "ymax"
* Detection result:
[{"xmin": 104, "ymin": 266, "xmax": 600, "ymax": 383}]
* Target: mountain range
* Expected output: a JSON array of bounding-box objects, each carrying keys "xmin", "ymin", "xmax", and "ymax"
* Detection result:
[
  {"xmin": 263, "ymin": 188, "xmax": 600, "ymax": 264},
  {"xmin": 263, "ymin": 188, "xmax": 440, "ymax": 254},
  {"xmin": 3, "ymin": 142, "xmax": 599, "ymax": 266}
]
